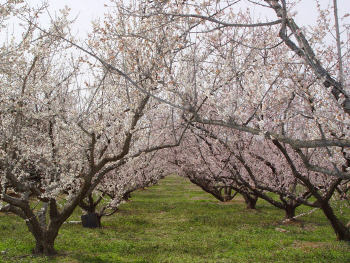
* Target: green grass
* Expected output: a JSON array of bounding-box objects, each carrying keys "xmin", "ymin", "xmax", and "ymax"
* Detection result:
[{"xmin": 1, "ymin": 174, "xmax": 350, "ymax": 262}]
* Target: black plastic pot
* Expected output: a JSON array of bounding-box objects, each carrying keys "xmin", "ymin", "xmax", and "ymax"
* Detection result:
[{"xmin": 81, "ymin": 213, "xmax": 101, "ymax": 228}]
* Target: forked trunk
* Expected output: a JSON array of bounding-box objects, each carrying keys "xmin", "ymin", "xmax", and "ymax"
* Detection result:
[{"xmin": 25, "ymin": 210, "xmax": 62, "ymax": 256}]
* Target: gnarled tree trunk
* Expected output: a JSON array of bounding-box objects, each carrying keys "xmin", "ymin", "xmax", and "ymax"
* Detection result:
[
  {"xmin": 25, "ymin": 217, "xmax": 62, "ymax": 256},
  {"xmin": 33, "ymin": 231, "xmax": 58, "ymax": 256},
  {"xmin": 241, "ymin": 192, "xmax": 258, "ymax": 209}
]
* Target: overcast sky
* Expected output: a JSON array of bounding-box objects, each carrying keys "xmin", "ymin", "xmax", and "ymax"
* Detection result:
[{"xmin": 2, "ymin": 0, "xmax": 350, "ymax": 43}]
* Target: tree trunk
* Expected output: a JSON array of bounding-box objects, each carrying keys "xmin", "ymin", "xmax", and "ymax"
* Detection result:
[
  {"xmin": 242, "ymin": 192, "xmax": 257, "ymax": 209},
  {"xmin": 123, "ymin": 191, "xmax": 131, "ymax": 201},
  {"xmin": 32, "ymin": 230, "xmax": 59, "ymax": 256},
  {"xmin": 320, "ymin": 200, "xmax": 350, "ymax": 241},
  {"xmin": 188, "ymin": 177, "xmax": 226, "ymax": 201},
  {"xmin": 284, "ymin": 205, "xmax": 296, "ymax": 220}
]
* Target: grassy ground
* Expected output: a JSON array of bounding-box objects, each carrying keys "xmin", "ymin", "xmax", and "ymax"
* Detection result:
[{"xmin": 1, "ymin": 174, "xmax": 350, "ymax": 262}]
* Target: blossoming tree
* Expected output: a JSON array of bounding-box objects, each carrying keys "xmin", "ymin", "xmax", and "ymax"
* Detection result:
[{"xmin": 0, "ymin": 1, "xmax": 184, "ymax": 255}]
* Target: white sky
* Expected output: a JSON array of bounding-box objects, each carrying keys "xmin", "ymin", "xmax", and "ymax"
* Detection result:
[
  {"xmin": 2, "ymin": 0, "xmax": 350, "ymax": 44},
  {"xmin": 26, "ymin": 0, "xmax": 112, "ymax": 39}
]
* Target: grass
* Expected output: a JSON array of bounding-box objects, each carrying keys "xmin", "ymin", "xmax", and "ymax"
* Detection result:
[{"xmin": 1, "ymin": 174, "xmax": 350, "ymax": 262}]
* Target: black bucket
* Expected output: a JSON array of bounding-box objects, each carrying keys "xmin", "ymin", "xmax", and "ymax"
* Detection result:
[{"xmin": 81, "ymin": 213, "xmax": 101, "ymax": 228}]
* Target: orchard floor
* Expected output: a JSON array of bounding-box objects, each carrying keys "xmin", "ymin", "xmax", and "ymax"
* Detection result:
[{"xmin": 1, "ymin": 174, "xmax": 350, "ymax": 262}]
